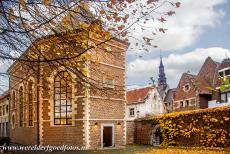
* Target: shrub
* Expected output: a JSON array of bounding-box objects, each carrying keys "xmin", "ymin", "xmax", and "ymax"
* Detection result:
[{"xmin": 140, "ymin": 106, "xmax": 230, "ymax": 147}]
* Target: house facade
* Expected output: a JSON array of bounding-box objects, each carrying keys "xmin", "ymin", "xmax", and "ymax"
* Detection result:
[
  {"xmin": 8, "ymin": 31, "xmax": 128, "ymax": 149},
  {"xmin": 126, "ymin": 56, "xmax": 170, "ymax": 120},
  {"xmin": 164, "ymin": 88, "xmax": 176, "ymax": 113},
  {"xmin": 208, "ymin": 58, "xmax": 230, "ymax": 108},
  {"xmin": 173, "ymin": 57, "xmax": 226, "ymax": 112},
  {"xmin": 126, "ymin": 86, "xmax": 165, "ymax": 120},
  {"xmin": 0, "ymin": 91, "xmax": 9, "ymax": 138}
]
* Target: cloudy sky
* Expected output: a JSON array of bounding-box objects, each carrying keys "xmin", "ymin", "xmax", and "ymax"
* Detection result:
[{"xmin": 126, "ymin": 0, "xmax": 230, "ymax": 89}]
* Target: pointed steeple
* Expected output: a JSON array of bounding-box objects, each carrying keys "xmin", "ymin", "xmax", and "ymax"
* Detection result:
[{"xmin": 158, "ymin": 52, "xmax": 167, "ymax": 89}]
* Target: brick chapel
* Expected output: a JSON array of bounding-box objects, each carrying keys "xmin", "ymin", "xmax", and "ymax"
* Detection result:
[{"xmin": 8, "ymin": 28, "xmax": 128, "ymax": 148}]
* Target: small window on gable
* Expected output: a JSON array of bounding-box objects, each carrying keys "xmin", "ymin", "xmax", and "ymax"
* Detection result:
[
  {"xmin": 103, "ymin": 78, "xmax": 114, "ymax": 88},
  {"xmin": 186, "ymin": 100, "xmax": 189, "ymax": 107},
  {"xmin": 180, "ymin": 101, "xmax": 184, "ymax": 107},
  {"xmin": 183, "ymin": 84, "xmax": 190, "ymax": 92},
  {"xmin": 225, "ymin": 69, "xmax": 230, "ymax": 76},
  {"xmin": 219, "ymin": 71, "xmax": 224, "ymax": 77},
  {"xmin": 129, "ymin": 108, "xmax": 135, "ymax": 117}
]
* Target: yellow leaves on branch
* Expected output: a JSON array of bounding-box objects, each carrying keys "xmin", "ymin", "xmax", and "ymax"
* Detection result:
[
  {"xmin": 19, "ymin": 0, "xmax": 26, "ymax": 9},
  {"xmin": 8, "ymin": 8, "xmax": 16, "ymax": 22},
  {"xmin": 43, "ymin": 0, "xmax": 50, "ymax": 6},
  {"xmin": 99, "ymin": 10, "xmax": 106, "ymax": 15},
  {"xmin": 79, "ymin": 22, "xmax": 89, "ymax": 31},
  {"xmin": 143, "ymin": 106, "xmax": 230, "ymax": 147},
  {"xmin": 82, "ymin": 67, "xmax": 89, "ymax": 77}
]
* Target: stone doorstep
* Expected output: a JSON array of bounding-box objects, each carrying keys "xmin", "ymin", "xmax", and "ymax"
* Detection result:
[{"xmin": 99, "ymin": 146, "xmax": 125, "ymax": 150}]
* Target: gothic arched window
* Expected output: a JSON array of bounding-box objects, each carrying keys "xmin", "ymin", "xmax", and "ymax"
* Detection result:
[
  {"xmin": 54, "ymin": 71, "xmax": 72, "ymax": 125},
  {"xmin": 19, "ymin": 86, "xmax": 23, "ymax": 127},
  {"xmin": 12, "ymin": 91, "xmax": 16, "ymax": 109},
  {"xmin": 28, "ymin": 81, "xmax": 33, "ymax": 126}
]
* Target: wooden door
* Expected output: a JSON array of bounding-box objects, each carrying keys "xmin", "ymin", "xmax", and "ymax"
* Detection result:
[{"xmin": 103, "ymin": 126, "xmax": 112, "ymax": 147}]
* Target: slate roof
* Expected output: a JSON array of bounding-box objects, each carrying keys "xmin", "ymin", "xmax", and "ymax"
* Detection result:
[
  {"xmin": 218, "ymin": 58, "xmax": 230, "ymax": 71},
  {"xmin": 0, "ymin": 90, "xmax": 9, "ymax": 101},
  {"xmin": 164, "ymin": 88, "xmax": 176, "ymax": 103}
]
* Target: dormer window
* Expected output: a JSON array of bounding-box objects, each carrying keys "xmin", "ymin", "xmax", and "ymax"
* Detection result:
[
  {"xmin": 218, "ymin": 67, "xmax": 230, "ymax": 77},
  {"xmin": 183, "ymin": 84, "xmax": 190, "ymax": 92}
]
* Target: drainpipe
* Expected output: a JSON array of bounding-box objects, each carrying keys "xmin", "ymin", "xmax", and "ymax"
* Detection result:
[
  {"xmin": 36, "ymin": 55, "xmax": 40, "ymax": 145},
  {"xmin": 8, "ymin": 80, "xmax": 11, "ymax": 139}
]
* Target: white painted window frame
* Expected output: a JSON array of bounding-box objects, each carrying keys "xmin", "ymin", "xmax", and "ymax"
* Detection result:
[
  {"xmin": 183, "ymin": 84, "xmax": 190, "ymax": 92},
  {"xmin": 103, "ymin": 78, "xmax": 114, "ymax": 89},
  {"xmin": 129, "ymin": 108, "xmax": 135, "ymax": 117}
]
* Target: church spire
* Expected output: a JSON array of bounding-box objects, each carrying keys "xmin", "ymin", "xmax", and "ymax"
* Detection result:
[{"xmin": 158, "ymin": 52, "xmax": 167, "ymax": 89}]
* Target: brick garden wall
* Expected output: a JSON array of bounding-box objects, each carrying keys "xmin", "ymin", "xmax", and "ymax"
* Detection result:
[
  {"xmin": 132, "ymin": 106, "xmax": 230, "ymax": 147},
  {"xmin": 126, "ymin": 121, "xmax": 135, "ymax": 144},
  {"xmin": 135, "ymin": 122, "xmax": 152, "ymax": 145}
]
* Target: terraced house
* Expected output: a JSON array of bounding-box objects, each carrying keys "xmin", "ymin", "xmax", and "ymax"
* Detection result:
[
  {"xmin": 0, "ymin": 91, "xmax": 9, "ymax": 138},
  {"xmin": 173, "ymin": 57, "xmax": 230, "ymax": 111},
  {"xmin": 8, "ymin": 30, "xmax": 128, "ymax": 149}
]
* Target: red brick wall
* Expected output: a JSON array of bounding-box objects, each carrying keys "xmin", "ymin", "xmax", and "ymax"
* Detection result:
[
  {"xmin": 89, "ymin": 121, "xmax": 124, "ymax": 149},
  {"xmin": 126, "ymin": 121, "xmax": 135, "ymax": 144},
  {"xmin": 174, "ymin": 74, "xmax": 197, "ymax": 101},
  {"xmin": 8, "ymin": 35, "xmax": 127, "ymax": 148},
  {"xmin": 42, "ymin": 121, "xmax": 84, "ymax": 145},
  {"xmin": 135, "ymin": 122, "xmax": 152, "ymax": 145}
]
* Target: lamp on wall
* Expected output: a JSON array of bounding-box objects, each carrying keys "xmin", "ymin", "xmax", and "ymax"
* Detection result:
[{"xmin": 137, "ymin": 110, "xmax": 140, "ymax": 118}]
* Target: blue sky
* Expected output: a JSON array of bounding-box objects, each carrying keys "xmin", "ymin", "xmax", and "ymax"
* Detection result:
[
  {"xmin": 126, "ymin": 0, "xmax": 230, "ymax": 89},
  {"xmin": 0, "ymin": 0, "xmax": 229, "ymax": 92}
]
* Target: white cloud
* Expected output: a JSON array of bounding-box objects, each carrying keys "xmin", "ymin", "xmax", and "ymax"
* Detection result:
[
  {"xmin": 128, "ymin": 0, "xmax": 226, "ymax": 54},
  {"xmin": 127, "ymin": 47, "xmax": 230, "ymax": 88}
]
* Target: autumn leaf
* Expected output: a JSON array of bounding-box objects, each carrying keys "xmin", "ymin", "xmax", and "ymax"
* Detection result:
[
  {"xmin": 158, "ymin": 17, "xmax": 166, "ymax": 23},
  {"xmin": 159, "ymin": 28, "xmax": 167, "ymax": 33},
  {"xmin": 43, "ymin": 0, "xmax": 50, "ymax": 6},
  {"xmin": 175, "ymin": 2, "xmax": 181, "ymax": 8},
  {"xmin": 99, "ymin": 10, "xmax": 106, "ymax": 14},
  {"xmin": 147, "ymin": 0, "xmax": 157, "ymax": 5},
  {"xmin": 111, "ymin": 0, "xmax": 116, "ymax": 5},
  {"xmin": 19, "ymin": 0, "xmax": 26, "ymax": 9},
  {"xmin": 118, "ymin": 25, "xmax": 125, "ymax": 30},
  {"xmin": 143, "ymin": 37, "xmax": 153, "ymax": 43},
  {"xmin": 167, "ymin": 11, "xmax": 176, "ymax": 16}
]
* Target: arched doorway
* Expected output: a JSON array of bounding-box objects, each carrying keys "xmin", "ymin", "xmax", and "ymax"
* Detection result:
[{"xmin": 150, "ymin": 124, "xmax": 162, "ymax": 146}]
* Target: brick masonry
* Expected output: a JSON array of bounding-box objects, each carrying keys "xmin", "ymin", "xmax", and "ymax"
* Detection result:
[
  {"xmin": 126, "ymin": 121, "xmax": 135, "ymax": 144},
  {"xmin": 8, "ymin": 34, "xmax": 128, "ymax": 149},
  {"xmin": 173, "ymin": 57, "xmax": 220, "ymax": 112}
]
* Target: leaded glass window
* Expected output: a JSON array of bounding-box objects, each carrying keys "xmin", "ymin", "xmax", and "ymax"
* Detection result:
[
  {"xmin": 28, "ymin": 81, "xmax": 33, "ymax": 126},
  {"xmin": 12, "ymin": 91, "xmax": 16, "ymax": 109},
  {"xmin": 54, "ymin": 71, "xmax": 72, "ymax": 125},
  {"xmin": 19, "ymin": 86, "xmax": 23, "ymax": 127}
]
